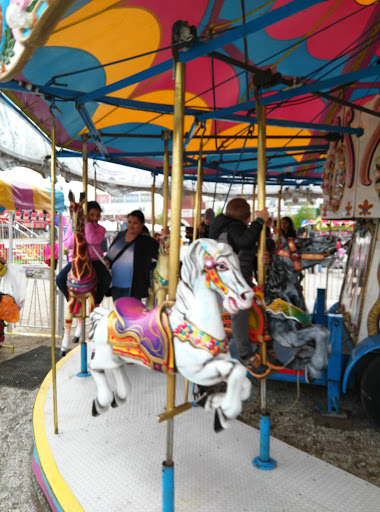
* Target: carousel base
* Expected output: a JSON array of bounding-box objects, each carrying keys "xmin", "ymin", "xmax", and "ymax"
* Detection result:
[{"xmin": 33, "ymin": 346, "xmax": 380, "ymax": 512}]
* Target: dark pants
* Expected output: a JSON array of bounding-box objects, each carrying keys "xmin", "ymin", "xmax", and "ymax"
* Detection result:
[{"xmin": 56, "ymin": 261, "xmax": 111, "ymax": 305}]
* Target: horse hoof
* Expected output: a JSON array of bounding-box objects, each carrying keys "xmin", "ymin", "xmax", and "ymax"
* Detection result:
[
  {"xmin": 92, "ymin": 400, "xmax": 100, "ymax": 417},
  {"xmin": 72, "ymin": 336, "xmax": 80, "ymax": 344},
  {"xmin": 111, "ymin": 391, "xmax": 127, "ymax": 408},
  {"xmin": 60, "ymin": 349, "xmax": 67, "ymax": 357},
  {"xmin": 92, "ymin": 398, "xmax": 109, "ymax": 416},
  {"xmin": 214, "ymin": 410, "xmax": 225, "ymax": 433}
]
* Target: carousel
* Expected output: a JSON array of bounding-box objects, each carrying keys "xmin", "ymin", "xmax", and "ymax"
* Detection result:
[{"xmin": 0, "ymin": 1, "xmax": 380, "ymax": 510}]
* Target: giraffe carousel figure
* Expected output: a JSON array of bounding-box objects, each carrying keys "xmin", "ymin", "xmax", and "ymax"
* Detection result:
[{"xmin": 60, "ymin": 191, "xmax": 98, "ymax": 356}]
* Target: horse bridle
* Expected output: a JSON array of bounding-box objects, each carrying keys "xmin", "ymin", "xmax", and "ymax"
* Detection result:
[
  {"xmin": 276, "ymin": 238, "xmax": 329, "ymax": 271},
  {"xmin": 201, "ymin": 246, "xmax": 229, "ymax": 295}
]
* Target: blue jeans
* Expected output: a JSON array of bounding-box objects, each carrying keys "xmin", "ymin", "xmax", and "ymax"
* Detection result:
[{"xmin": 56, "ymin": 261, "xmax": 111, "ymax": 305}]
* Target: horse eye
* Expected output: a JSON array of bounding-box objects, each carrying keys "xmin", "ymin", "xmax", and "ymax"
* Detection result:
[{"xmin": 216, "ymin": 262, "xmax": 228, "ymax": 271}]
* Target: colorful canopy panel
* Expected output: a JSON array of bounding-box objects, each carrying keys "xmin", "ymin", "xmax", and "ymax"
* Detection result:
[{"xmin": 0, "ymin": 0, "xmax": 379, "ymax": 186}]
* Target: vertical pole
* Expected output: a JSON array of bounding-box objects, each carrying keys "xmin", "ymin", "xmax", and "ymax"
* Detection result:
[
  {"xmin": 7, "ymin": 211, "xmax": 13, "ymax": 265},
  {"xmin": 193, "ymin": 131, "xmax": 204, "ymax": 243},
  {"xmin": 276, "ymin": 186, "xmax": 282, "ymax": 245},
  {"xmin": 94, "ymin": 167, "xmax": 97, "ymax": 201},
  {"xmin": 57, "ymin": 214, "xmax": 64, "ymax": 334},
  {"xmin": 82, "ymin": 135, "xmax": 89, "ymax": 213},
  {"xmin": 163, "ymin": 59, "xmax": 185, "ymax": 512},
  {"xmin": 80, "ymin": 134, "xmax": 89, "ymax": 375},
  {"xmin": 50, "ymin": 108, "xmax": 58, "ymax": 435},
  {"xmin": 162, "ymin": 131, "xmax": 170, "ymax": 230},
  {"xmin": 77, "ymin": 298, "xmax": 91, "ymax": 377},
  {"xmin": 151, "ymin": 174, "xmax": 156, "ymax": 237},
  {"xmin": 253, "ymin": 91, "xmax": 276, "ymax": 471},
  {"xmin": 251, "ymin": 185, "xmax": 256, "ymax": 222}
]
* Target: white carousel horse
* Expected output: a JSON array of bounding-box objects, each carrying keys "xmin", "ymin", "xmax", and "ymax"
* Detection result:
[{"xmin": 89, "ymin": 238, "xmax": 254, "ymax": 429}]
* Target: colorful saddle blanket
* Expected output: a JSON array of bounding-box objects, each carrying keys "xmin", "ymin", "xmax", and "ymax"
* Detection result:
[{"xmin": 107, "ymin": 297, "xmax": 175, "ymax": 374}]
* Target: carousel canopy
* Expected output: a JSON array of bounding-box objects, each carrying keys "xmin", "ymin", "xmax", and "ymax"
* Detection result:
[
  {"xmin": 0, "ymin": 177, "xmax": 65, "ymax": 214},
  {"xmin": 0, "ymin": 0, "xmax": 379, "ymax": 189}
]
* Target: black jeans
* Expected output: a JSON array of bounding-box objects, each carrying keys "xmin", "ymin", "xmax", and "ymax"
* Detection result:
[{"xmin": 56, "ymin": 261, "xmax": 111, "ymax": 305}]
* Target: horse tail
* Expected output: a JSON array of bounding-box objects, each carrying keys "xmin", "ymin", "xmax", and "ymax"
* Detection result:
[{"xmin": 89, "ymin": 307, "xmax": 109, "ymax": 341}]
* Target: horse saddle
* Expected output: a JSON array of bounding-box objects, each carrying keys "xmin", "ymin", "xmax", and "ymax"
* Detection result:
[{"xmin": 107, "ymin": 297, "xmax": 175, "ymax": 374}]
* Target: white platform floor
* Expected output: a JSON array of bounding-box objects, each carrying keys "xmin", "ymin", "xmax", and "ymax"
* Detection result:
[{"xmin": 33, "ymin": 345, "xmax": 380, "ymax": 512}]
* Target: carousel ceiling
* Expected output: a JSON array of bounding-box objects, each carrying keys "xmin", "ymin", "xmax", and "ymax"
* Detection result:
[{"xmin": 0, "ymin": 0, "xmax": 379, "ymax": 190}]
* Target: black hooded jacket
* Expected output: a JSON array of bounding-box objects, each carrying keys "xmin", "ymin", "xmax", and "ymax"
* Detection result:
[{"xmin": 209, "ymin": 214, "xmax": 264, "ymax": 284}]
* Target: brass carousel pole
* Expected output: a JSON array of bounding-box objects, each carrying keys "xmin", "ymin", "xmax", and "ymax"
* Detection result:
[
  {"xmin": 93, "ymin": 166, "xmax": 97, "ymax": 201},
  {"xmin": 82, "ymin": 134, "xmax": 89, "ymax": 213},
  {"xmin": 253, "ymin": 90, "xmax": 276, "ymax": 470},
  {"xmin": 162, "ymin": 131, "xmax": 170, "ymax": 230},
  {"xmin": 192, "ymin": 129, "xmax": 204, "ymax": 243},
  {"xmin": 276, "ymin": 184, "xmax": 282, "ymax": 245},
  {"xmin": 49, "ymin": 107, "xmax": 58, "ymax": 434},
  {"xmin": 77, "ymin": 134, "xmax": 91, "ymax": 378},
  {"xmin": 151, "ymin": 174, "xmax": 156, "ymax": 237},
  {"xmin": 252, "ymin": 184, "xmax": 256, "ymax": 221},
  {"xmin": 162, "ymin": 58, "xmax": 185, "ymax": 510}
]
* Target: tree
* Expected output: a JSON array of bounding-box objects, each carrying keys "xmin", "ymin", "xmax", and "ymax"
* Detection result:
[{"xmin": 292, "ymin": 205, "xmax": 319, "ymax": 228}]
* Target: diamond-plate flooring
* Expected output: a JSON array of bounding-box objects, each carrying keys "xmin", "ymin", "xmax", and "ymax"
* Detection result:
[{"xmin": 34, "ymin": 346, "xmax": 380, "ymax": 512}]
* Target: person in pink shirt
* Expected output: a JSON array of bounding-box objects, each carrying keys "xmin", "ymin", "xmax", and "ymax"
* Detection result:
[
  {"xmin": 44, "ymin": 240, "xmax": 59, "ymax": 269},
  {"xmin": 56, "ymin": 201, "xmax": 111, "ymax": 306}
]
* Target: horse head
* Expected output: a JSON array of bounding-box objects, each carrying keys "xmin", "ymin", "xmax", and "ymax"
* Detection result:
[
  {"xmin": 181, "ymin": 239, "xmax": 254, "ymax": 315},
  {"xmin": 69, "ymin": 190, "xmax": 86, "ymax": 234},
  {"xmin": 159, "ymin": 234, "xmax": 170, "ymax": 257},
  {"xmin": 275, "ymin": 235, "xmax": 337, "ymax": 272}
]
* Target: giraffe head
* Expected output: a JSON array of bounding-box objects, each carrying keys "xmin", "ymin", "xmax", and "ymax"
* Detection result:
[{"xmin": 69, "ymin": 190, "xmax": 86, "ymax": 234}]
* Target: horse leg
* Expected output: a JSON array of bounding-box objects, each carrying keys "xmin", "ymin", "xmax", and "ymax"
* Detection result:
[
  {"xmin": 111, "ymin": 366, "xmax": 132, "ymax": 407},
  {"xmin": 91, "ymin": 368, "xmax": 114, "ymax": 415},
  {"xmin": 204, "ymin": 360, "xmax": 251, "ymax": 429},
  {"xmin": 298, "ymin": 325, "xmax": 331, "ymax": 383},
  {"xmin": 61, "ymin": 296, "xmax": 76, "ymax": 355}
]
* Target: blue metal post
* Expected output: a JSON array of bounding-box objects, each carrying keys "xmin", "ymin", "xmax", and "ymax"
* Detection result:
[
  {"xmin": 327, "ymin": 314, "xmax": 343, "ymax": 414},
  {"xmin": 77, "ymin": 302, "xmax": 91, "ymax": 378},
  {"xmin": 253, "ymin": 413, "xmax": 277, "ymax": 470},
  {"xmin": 162, "ymin": 461, "xmax": 174, "ymax": 512}
]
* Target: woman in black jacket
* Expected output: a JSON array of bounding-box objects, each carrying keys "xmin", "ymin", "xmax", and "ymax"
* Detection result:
[{"xmin": 106, "ymin": 210, "xmax": 158, "ymax": 302}]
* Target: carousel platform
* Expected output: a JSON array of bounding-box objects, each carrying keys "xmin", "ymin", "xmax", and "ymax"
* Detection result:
[{"xmin": 32, "ymin": 345, "xmax": 380, "ymax": 512}]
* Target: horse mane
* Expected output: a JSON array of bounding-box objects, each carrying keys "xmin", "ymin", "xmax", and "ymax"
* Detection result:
[{"xmin": 264, "ymin": 254, "xmax": 292, "ymax": 304}]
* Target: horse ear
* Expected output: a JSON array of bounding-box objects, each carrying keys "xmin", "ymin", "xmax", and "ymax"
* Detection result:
[
  {"xmin": 79, "ymin": 192, "xmax": 86, "ymax": 203},
  {"xmin": 68, "ymin": 190, "xmax": 75, "ymax": 203}
]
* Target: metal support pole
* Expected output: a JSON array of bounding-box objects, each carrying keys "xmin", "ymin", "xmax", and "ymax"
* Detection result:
[
  {"xmin": 7, "ymin": 210, "xmax": 13, "ymax": 264},
  {"xmin": 151, "ymin": 174, "xmax": 156, "ymax": 237},
  {"xmin": 162, "ymin": 131, "xmax": 170, "ymax": 230},
  {"xmin": 77, "ymin": 298, "xmax": 91, "ymax": 377},
  {"xmin": 82, "ymin": 135, "xmax": 89, "ymax": 213},
  {"xmin": 276, "ymin": 186, "xmax": 282, "ymax": 245},
  {"xmin": 251, "ymin": 185, "xmax": 256, "ymax": 222},
  {"xmin": 253, "ymin": 91, "xmax": 276, "ymax": 471},
  {"xmin": 162, "ymin": 58, "xmax": 185, "ymax": 511},
  {"xmin": 193, "ymin": 131, "xmax": 204, "ymax": 242},
  {"xmin": 57, "ymin": 214, "xmax": 64, "ymax": 334},
  {"xmin": 94, "ymin": 167, "xmax": 97, "ymax": 201},
  {"xmin": 50, "ymin": 108, "xmax": 58, "ymax": 435}
]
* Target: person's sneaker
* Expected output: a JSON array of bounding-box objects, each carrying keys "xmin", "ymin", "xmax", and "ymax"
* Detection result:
[
  {"xmin": 266, "ymin": 348, "xmax": 285, "ymax": 370},
  {"xmin": 243, "ymin": 353, "xmax": 271, "ymax": 379}
]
